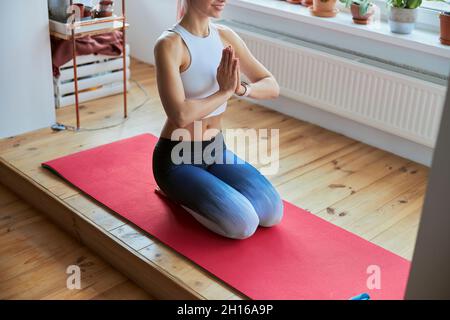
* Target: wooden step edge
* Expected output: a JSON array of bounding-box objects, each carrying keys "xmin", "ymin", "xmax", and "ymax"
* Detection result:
[{"xmin": 0, "ymin": 157, "xmax": 204, "ymax": 300}]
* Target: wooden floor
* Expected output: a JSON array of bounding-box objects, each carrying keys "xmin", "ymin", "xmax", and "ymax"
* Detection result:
[
  {"xmin": 0, "ymin": 184, "xmax": 152, "ymax": 299},
  {"xmin": 0, "ymin": 58, "xmax": 428, "ymax": 299}
]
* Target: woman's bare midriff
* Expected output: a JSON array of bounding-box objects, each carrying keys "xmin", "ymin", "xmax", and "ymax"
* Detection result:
[{"xmin": 160, "ymin": 115, "xmax": 223, "ymax": 141}]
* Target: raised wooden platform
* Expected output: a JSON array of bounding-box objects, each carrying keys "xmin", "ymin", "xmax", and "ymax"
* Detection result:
[
  {"xmin": 0, "ymin": 184, "xmax": 153, "ymax": 299},
  {"xmin": 0, "ymin": 59, "xmax": 428, "ymax": 299}
]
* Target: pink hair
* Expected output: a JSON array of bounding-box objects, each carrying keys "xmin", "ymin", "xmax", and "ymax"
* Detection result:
[{"xmin": 176, "ymin": 0, "xmax": 187, "ymax": 21}]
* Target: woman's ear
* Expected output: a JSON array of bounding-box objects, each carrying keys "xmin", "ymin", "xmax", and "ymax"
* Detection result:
[{"xmin": 176, "ymin": 0, "xmax": 186, "ymax": 21}]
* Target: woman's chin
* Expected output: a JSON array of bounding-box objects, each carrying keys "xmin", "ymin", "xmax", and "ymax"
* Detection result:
[{"xmin": 210, "ymin": 7, "xmax": 224, "ymax": 18}]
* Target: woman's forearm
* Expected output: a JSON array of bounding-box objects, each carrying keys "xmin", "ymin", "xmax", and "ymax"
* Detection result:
[
  {"xmin": 174, "ymin": 89, "xmax": 233, "ymax": 127},
  {"xmin": 170, "ymin": 77, "xmax": 279, "ymax": 127},
  {"xmin": 246, "ymin": 76, "xmax": 280, "ymax": 100}
]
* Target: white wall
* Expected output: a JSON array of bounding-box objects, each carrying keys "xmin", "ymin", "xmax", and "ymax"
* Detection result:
[
  {"xmin": 0, "ymin": 0, "xmax": 55, "ymax": 138},
  {"xmin": 125, "ymin": 0, "xmax": 177, "ymax": 65}
]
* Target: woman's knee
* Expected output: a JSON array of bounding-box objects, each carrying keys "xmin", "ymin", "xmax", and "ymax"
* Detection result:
[
  {"xmin": 225, "ymin": 218, "xmax": 259, "ymax": 239},
  {"xmin": 220, "ymin": 197, "xmax": 260, "ymax": 240},
  {"xmin": 230, "ymin": 166, "xmax": 284, "ymax": 228},
  {"xmin": 258, "ymin": 195, "xmax": 284, "ymax": 227}
]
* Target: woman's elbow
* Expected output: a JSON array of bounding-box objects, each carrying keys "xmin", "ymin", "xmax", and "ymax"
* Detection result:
[
  {"xmin": 170, "ymin": 110, "xmax": 190, "ymax": 128},
  {"xmin": 273, "ymin": 82, "xmax": 280, "ymax": 98},
  {"xmin": 270, "ymin": 79, "xmax": 280, "ymax": 99},
  {"xmin": 265, "ymin": 76, "xmax": 279, "ymax": 99}
]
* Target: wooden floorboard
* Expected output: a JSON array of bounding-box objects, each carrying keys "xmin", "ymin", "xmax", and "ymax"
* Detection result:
[
  {"xmin": 0, "ymin": 184, "xmax": 153, "ymax": 300},
  {"xmin": 0, "ymin": 58, "xmax": 428, "ymax": 299}
]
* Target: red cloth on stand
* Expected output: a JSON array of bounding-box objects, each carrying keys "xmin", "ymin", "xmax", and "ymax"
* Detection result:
[{"xmin": 51, "ymin": 30, "xmax": 124, "ymax": 77}]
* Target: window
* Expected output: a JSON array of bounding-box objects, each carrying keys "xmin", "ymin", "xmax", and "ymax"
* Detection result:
[{"xmin": 422, "ymin": 0, "xmax": 449, "ymax": 12}]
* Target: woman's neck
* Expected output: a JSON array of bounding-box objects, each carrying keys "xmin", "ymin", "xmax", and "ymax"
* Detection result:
[{"xmin": 179, "ymin": 15, "xmax": 210, "ymax": 38}]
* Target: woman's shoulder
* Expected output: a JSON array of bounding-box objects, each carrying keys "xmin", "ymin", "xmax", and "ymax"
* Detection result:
[
  {"xmin": 213, "ymin": 22, "xmax": 242, "ymax": 47},
  {"xmin": 154, "ymin": 28, "xmax": 183, "ymax": 53},
  {"xmin": 157, "ymin": 25, "xmax": 181, "ymax": 41},
  {"xmin": 213, "ymin": 22, "xmax": 233, "ymax": 35}
]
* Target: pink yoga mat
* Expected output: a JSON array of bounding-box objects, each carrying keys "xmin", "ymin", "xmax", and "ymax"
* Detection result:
[{"xmin": 42, "ymin": 133, "xmax": 410, "ymax": 300}]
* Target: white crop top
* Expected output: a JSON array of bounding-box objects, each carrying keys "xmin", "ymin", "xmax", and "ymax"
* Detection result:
[{"xmin": 168, "ymin": 21, "xmax": 227, "ymax": 119}]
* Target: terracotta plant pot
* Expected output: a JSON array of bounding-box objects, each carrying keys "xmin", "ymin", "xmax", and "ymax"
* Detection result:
[
  {"xmin": 286, "ymin": 0, "xmax": 302, "ymax": 4},
  {"xmin": 84, "ymin": 6, "xmax": 94, "ymax": 19},
  {"xmin": 310, "ymin": 0, "xmax": 338, "ymax": 18},
  {"xmin": 440, "ymin": 12, "xmax": 450, "ymax": 45},
  {"xmin": 388, "ymin": 7, "xmax": 418, "ymax": 34},
  {"xmin": 301, "ymin": 0, "xmax": 313, "ymax": 7},
  {"xmin": 350, "ymin": 3, "xmax": 373, "ymax": 25},
  {"xmin": 95, "ymin": 0, "xmax": 114, "ymax": 18}
]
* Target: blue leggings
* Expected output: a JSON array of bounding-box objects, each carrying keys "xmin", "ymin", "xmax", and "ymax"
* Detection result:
[{"xmin": 152, "ymin": 131, "xmax": 284, "ymax": 240}]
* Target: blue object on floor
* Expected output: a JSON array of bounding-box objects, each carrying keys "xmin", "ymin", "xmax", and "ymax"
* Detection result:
[{"xmin": 350, "ymin": 293, "xmax": 371, "ymax": 300}]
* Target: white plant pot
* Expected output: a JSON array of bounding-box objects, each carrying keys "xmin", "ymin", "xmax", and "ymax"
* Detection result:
[{"xmin": 388, "ymin": 7, "xmax": 418, "ymax": 34}]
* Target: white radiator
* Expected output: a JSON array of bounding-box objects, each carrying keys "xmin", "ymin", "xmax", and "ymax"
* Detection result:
[{"xmin": 221, "ymin": 20, "xmax": 447, "ymax": 148}]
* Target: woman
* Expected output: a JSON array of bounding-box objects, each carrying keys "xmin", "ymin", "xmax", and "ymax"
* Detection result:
[{"xmin": 152, "ymin": 0, "xmax": 283, "ymax": 239}]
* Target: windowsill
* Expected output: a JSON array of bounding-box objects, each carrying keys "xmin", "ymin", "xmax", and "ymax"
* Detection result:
[{"xmin": 227, "ymin": 0, "xmax": 450, "ymax": 59}]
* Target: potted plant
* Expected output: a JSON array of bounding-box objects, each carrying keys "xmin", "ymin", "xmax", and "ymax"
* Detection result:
[
  {"xmin": 386, "ymin": 0, "xmax": 422, "ymax": 34},
  {"xmin": 310, "ymin": 0, "xmax": 339, "ymax": 17},
  {"xmin": 428, "ymin": 1, "xmax": 450, "ymax": 45},
  {"xmin": 339, "ymin": 0, "xmax": 375, "ymax": 24},
  {"xmin": 439, "ymin": 2, "xmax": 450, "ymax": 45}
]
